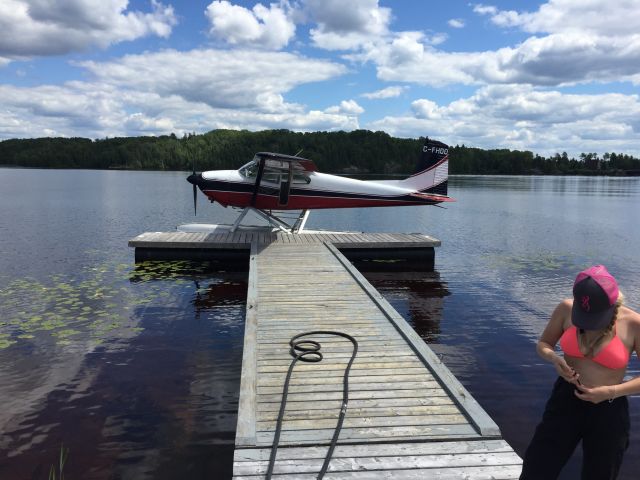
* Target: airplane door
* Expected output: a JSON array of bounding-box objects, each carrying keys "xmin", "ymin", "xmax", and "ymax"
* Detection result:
[{"xmin": 278, "ymin": 164, "xmax": 293, "ymax": 206}]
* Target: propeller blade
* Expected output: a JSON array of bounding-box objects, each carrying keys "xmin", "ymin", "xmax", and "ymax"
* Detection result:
[
  {"xmin": 187, "ymin": 170, "xmax": 199, "ymax": 216},
  {"xmin": 192, "ymin": 154, "xmax": 197, "ymax": 215},
  {"xmin": 193, "ymin": 183, "xmax": 197, "ymax": 216}
]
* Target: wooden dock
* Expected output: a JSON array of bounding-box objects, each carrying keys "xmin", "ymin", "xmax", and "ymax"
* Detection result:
[
  {"xmin": 129, "ymin": 229, "xmax": 441, "ymax": 271},
  {"xmin": 232, "ymin": 241, "xmax": 522, "ymax": 479}
]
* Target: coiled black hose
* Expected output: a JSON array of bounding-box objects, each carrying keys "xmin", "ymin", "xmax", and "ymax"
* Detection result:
[{"xmin": 266, "ymin": 331, "xmax": 358, "ymax": 479}]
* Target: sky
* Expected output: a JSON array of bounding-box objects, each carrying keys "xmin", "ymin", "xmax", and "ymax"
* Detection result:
[{"xmin": 1, "ymin": 0, "xmax": 640, "ymax": 157}]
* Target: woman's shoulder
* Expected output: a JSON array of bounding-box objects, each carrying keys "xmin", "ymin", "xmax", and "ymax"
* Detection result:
[
  {"xmin": 558, "ymin": 298, "xmax": 573, "ymax": 309},
  {"xmin": 620, "ymin": 305, "xmax": 640, "ymax": 326},
  {"xmin": 555, "ymin": 298, "xmax": 573, "ymax": 316},
  {"xmin": 619, "ymin": 306, "xmax": 640, "ymax": 351},
  {"xmin": 551, "ymin": 299, "xmax": 573, "ymax": 329}
]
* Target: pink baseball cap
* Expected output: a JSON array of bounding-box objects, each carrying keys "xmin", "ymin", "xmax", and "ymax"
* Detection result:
[{"xmin": 571, "ymin": 265, "xmax": 619, "ymax": 330}]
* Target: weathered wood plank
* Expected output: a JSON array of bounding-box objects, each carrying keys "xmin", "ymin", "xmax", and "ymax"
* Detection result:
[
  {"xmin": 234, "ymin": 451, "xmax": 522, "ymax": 475},
  {"xmin": 257, "ymin": 381, "xmax": 441, "ymax": 395},
  {"xmin": 255, "ymin": 423, "xmax": 480, "ymax": 444},
  {"xmin": 256, "ymin": 404, "xmax": 462, "ymax": 422},
  {"xmin": 256, "ymin": 413, "xmax": 468, "ymax": 432},
  {"xmin": 256, "ymin": 388, "xmax": 450, "ymax": 403},
  {"xmin": 235, "ymin": 241, "xmax": 258, "ymax": 447},
  {"xmin": 233, "ymin": 465, "xmax": 522, "ymax": 479},
  {"xmin": 257, "ymin": 348, "xmax": 415, "ymax": 359},
  {"xmin": 257, "ymin": 373, "xmax": 435, "ymax": 389},
  {"xmin": 234, "ymin": 439, "xmax": 516, "ymax": 461},
  {"xmin": 258, "ymin": 396, "xmax": 455, "ymax": 412}
]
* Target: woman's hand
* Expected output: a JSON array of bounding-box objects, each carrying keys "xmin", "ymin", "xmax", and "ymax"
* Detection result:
[
  {"xmin": 551, "ymin": 355, "xmax": 580, "ymax": 384},
  {"xmin": 574, "ymin": 383, "xmax": 616, "ymax": 404}
]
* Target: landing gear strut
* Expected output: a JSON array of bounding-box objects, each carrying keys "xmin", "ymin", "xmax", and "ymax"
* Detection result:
[{"xmin": 229, "ymin": 207, "xmax": 310, "ymax": 234}]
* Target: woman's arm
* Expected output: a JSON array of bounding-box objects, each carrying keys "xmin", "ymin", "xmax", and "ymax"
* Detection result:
[
  {"xmin": 574, "ymin": 375, "xmax": 640, "ymax": 403},
  {"xmin": 537, "ymin": 300, "xmax": 580, "ymax": 383}
]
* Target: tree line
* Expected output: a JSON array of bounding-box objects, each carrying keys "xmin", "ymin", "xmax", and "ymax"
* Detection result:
[{"xmin": 1, "ymin": 129, "xmax": 639, "ymax": 175}]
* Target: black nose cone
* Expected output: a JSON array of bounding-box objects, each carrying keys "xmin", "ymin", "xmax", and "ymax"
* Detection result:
[{"xmin": 187, "ymin": 173, "xmax": 200, "ymax": 185}]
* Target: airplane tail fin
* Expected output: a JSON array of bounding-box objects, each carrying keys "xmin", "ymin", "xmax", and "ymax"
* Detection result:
[{"xmin": 400, "ymin": 137, "xmax": 449, "ymax": 196}]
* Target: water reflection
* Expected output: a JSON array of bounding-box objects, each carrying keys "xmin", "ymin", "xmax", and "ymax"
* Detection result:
[
  {"xmin": 364, "ymin": 271, "xmax": 449, "ymax": 342},
  {"xmin": 450, "ymin": 174, "xmax": 640, "ymax": 197},
  {"xmin": 0, "ymin": 260, "xmax": 247, "ymax": 480}
]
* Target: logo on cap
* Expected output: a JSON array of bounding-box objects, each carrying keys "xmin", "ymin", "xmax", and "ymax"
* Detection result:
[{"xmin": 581, "ymin": 295, "xmax": 591, "ymax": 312}]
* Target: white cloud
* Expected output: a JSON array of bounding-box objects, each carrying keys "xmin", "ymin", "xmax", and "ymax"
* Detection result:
[
  {"xmin": 358, "ymin": 28, "xmax": 640, "ymax": 87},
  {"xmin": 0, "ymin": 82, "xmax": 361, "ymax": 139},
  {"xmin": 361, "ymin": 86, "xmax": 407, "ymax": 99},
  {"xmin": 472, "ymin": 4, "xmax": 498, "ymax": 16},
  {"xmin": 368, "ymin": 85, "xmax": 640, "ymax": 156},
  {"xmin": 341, "ymin": 1, "xmax": 640, "ymax": 89},
  {"xmin": 325, "ymin": 99, "xmax": 364, "ymax": 115},
  {"xmin": 448, "ymin": 18, "xmax": 465, "ymax": 28},
  {"xmin": 78, "ymin": 48, "xmax": 346, "ymax": 111},
  {"xmin": 0, "ymin": 48, "xmax": 358, "ymax": 139},
  {"xmin": 0, "ymin": 0, "xmax": 177, "ymax": 59},
  {"xmin": 475, "ymin": 0, "xmax": 640, "ymax": 37},
  {"xmin": 411, "ymin": 99, "xmax": 442, "ymax": 119},
  {"xmin": 205, "ymin": 1, "xmax": 295, "ymax": 50},
  {"xmin": 460, "ymin": 2, "xmax": 640, "ymax": 86},
  {"xmin": 304, "ymin": 0, "xmax": 391, "ymax": 50}
]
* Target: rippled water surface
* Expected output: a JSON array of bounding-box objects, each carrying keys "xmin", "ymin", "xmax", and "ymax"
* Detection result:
[{"xmin": 1, "ymin": 170, "xmax": 639, "ymax": 479}]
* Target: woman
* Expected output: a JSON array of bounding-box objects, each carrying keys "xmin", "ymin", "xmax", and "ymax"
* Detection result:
[{"xmin": 520, "ymin": 265, "xmax": 640, "ymax": 480}]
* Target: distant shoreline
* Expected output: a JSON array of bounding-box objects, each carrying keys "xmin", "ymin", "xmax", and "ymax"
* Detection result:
[{"xmin": 2, "ymin": 129, "xmax": 639, "ymax": 175}]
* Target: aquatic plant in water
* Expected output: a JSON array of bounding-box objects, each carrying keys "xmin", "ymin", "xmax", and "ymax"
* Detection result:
[
  {"xmin": 0, "ymin": 259, "xmax": 213, "ymax": 350},
  {"xmin": 484, "ymin": 251, "xmax": 584, "ymax": 274},
  {"xmin": 48, "ymin": 445, "xmax": 68, "ymax": 480}
]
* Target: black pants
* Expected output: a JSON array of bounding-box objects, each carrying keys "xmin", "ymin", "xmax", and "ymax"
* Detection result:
[{"xmin": 520, "ymin": 377, "xmax": 629, "ymax": 480}]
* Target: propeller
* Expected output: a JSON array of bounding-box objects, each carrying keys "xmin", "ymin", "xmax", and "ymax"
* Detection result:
[
  {"xmin": 186, "ymin": 157, "xmax": 198, "ymax": 216},
  {"xmin": 192, "ymin": 174, "xmax": 197, "ymax": 215},
  {"xmin": 192, "ymin": 160, "xmax": 197, "ymax": 216}
]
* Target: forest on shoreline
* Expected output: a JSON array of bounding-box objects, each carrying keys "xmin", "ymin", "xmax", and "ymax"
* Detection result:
[{"xmin": 1, "ymin": 129, "xmax": 639, "ymax": 176}]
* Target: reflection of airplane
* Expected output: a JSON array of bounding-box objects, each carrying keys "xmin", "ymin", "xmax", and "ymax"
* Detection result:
[{"xmin": 186, "ymin": 138, "xmax": 453, "ymax": 233}]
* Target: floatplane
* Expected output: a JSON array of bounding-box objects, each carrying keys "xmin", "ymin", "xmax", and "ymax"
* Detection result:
[{"xmin": 184, "ymin": 138, "xmax": 453, "ymax": 234}]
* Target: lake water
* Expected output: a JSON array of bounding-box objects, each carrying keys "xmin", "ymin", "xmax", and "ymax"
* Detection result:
[{"xmin": 0, "ymin": 169, "xmax": 639, "ymax": 479}]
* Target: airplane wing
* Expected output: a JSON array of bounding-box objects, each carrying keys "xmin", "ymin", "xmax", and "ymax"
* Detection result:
[{"xmin": 256, "ymin": 152, "xmax": 318, "ymax": 172}]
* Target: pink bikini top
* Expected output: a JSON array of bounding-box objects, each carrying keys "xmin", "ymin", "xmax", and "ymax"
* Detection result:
[{"xmin": 560, "ymin": 325, "xmax": 629, "ymax": 370}]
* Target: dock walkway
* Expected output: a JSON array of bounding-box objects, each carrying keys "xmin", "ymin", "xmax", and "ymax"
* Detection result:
[{"xmin": 233, "ymin": 241, "xmax": 522, "ymax": 479}]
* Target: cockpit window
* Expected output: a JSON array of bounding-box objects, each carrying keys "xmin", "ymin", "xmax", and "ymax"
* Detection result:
[
  {"xmin": 239, "ymin": 157, "xmax": 311, "ymax": 184},
  {"xmin": 239, "ymin": 159, "xmax": 258, "ymax": 178}
]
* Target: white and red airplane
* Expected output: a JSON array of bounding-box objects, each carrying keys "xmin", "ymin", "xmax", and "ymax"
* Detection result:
[{"xmin": 186, "ymin": 137, "xmax": 453, "ymax": 233}]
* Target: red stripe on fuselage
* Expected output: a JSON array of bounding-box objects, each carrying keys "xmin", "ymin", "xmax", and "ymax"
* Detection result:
[{"xmin": 203, "ymin": 190, "xmax": 441, "ymax": 209}]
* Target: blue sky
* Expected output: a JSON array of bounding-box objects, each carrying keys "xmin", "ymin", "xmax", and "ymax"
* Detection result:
[{"xmin": 1, "ymin": 0, "xmax": 639, "ymax": 157}]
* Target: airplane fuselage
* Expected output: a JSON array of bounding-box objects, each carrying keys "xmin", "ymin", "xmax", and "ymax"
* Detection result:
[{"xmin": 197, "ymin": 169, "xmax": 445, "ymax": 210}]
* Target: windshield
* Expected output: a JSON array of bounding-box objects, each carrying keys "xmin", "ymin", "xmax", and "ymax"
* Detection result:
[{"xmin": 239, "ymin": 158, "xmax": 258, "ymax": 178}]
